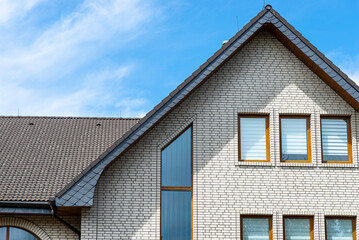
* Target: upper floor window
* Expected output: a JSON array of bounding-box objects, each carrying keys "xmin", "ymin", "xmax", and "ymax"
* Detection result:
[
  {"xmin": 161, "ymin": 126, "xmax": 192, "ymax": 240},
  {"xmin": 238, "ymin": 115, "xmax": 270, "ymax": 162},
  {"xmin": 241, "ymin": 215, "xmax": 273, "ymax": 240},
  {"xmin": 280, "ymin": 116, "xmax": 311, "ymax": 163},
  {"xmin": 0, "ymin": 227, "xmax": 39, "ymax": 240},
  {"xmin": 325, "ymin": 217, "xmax": 356, "ymax": 240},
  {"xmin": 321, "ymin": 116, "xmax": 352, "ymax": 163},
  {"xmin": 284, "ymin": 216, "xmax": 314, "ymax": 240}
]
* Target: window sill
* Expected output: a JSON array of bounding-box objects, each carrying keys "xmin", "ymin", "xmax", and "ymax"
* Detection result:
[
  {"xmin": 319, "ymin": 163, "xmax": 358, "ymax": 168},
  {"xmin": 278, "ymin": 162, "xmax": 315, "ymax": 167},
  {"xmin": 235, "ymin": 161, "xmax": 274, "ymax": 167}
]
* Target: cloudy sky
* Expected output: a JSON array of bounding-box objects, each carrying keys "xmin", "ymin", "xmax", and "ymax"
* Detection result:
[{"xmin": 0, "ymin": 0, "xmax": 358, "ymax": 117}]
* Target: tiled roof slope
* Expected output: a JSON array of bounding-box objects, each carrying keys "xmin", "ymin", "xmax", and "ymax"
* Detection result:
[
  {"xmin": 0, "ymin": 116, "xmax": 139, "ymax": 201},
  {"xmin": 56, "ymin": 5, "xmax": 359, "ymax": 207}
]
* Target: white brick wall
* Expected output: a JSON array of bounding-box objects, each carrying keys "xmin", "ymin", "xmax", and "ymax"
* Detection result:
[{"xmin": 81, "ymin": 31, "xmax": 359, "ymax": 239}]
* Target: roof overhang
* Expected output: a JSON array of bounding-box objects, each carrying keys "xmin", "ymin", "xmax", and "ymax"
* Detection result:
[
  {"xmin": 0, "ymin": 201, "xmax": 51, "ymax": 215},
  {"xmin": 0, "ymin": 208, "xmax": 51, "ymax": 215},
  {"xmin": 55, "ymin": 5, "xmax": 359, "ymax": 207}
]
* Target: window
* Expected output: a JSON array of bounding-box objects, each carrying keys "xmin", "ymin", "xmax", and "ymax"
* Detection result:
[
  {"xmin": 280, "ymin": 116, "xmax": 311, "ymax": 162},
  {"xmin": 238, "ymin": 115, "xmax": 270, "ymax": 162},
  {"xmin": 325, "ymin": 217, "xmax": 356, "ymax": 240},
  {"xmin": 283, "ymin": 216, "xmax": 314, "ymax": 240},
  {"xmin": 0, "ymin": 227, "xmax": 39, "ymax": 240},
  {"xmin": 241, "ymin": 216, "xmax": 273, "ymax": 240},
  {"xmin": 161, "ymin": 126, "xmax": 192, "ymax": 240},
  {"xmin": 321, "ymin": 117, "xmax": 352, "ymax": 163}
]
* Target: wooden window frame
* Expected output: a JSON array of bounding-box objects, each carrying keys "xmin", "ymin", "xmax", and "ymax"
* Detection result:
[
  {"xmin": 320, "ymin": 116, "xmax": 352, "ymax": 164},
  {"xmin": 279, "ymin": 115, "xmax": 312, "ymax": 163},
  {"xmin": 238, "ymin": 114, "xmax": 270, "ymax": 162},
  {"xmin": 0, "ymin": 226, "xmax": 40, "ymax": 240},
  {"xmin": 283, "ymin": 216, "xmax": 314, "ymax": 240},
  {"xmin": 240, "ymin": 215, "xmax": 273, "ymax": 240},
  {"xmin": 325, "ymin": 216, "xmax": 356, "ymax": 240},
  {"xmin": 160, "ymin": 124, "xmax": 193, "ymax": 240}
]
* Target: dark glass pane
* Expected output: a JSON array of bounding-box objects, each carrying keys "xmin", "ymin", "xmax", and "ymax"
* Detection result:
[
  {"xmin": 162, "ymin": 127, "xmax": 191, "ymax": 187},
  {"xmin": 9, "ymin": 227, "xmax": 37, "ymax": 240},
  {"xmin": 281, "ymin": 118, "xmax": 308, "ymax": 161},
  {"xmin": 284, "ymin": 218, "xmax": 311, "ymax": 240},
  {"xmin": 242, "ymin": 217, "xmax": 270, "ymax": 240},
  {"xmin": 322, "ymin": 119, "xmax": 349, "ymax": 162},
  {"xmin": 326, "ymin": 219, "xmax": 353, "ymax": 240},
  {"xmin": 161, "ymin": 191, "xmax": 191, "ymax": 240},
  {"xmin": 0, "ymin": 227, "xmax": 6, "ymax": 240}
]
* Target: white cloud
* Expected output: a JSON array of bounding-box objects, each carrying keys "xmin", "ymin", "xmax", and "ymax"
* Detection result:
[
  {"xmin": 0, "ymin": 65, "xmax": 131, "ymax": 116},
  {"xmin": 0, "ymin": 64, "xmax": 149, "ymax": 117},
  {"xmin": 115, "ymin": 98, "xmax": 148, "ymax": 118},
  {"xmin": 0, "ymin": 0, "xmax": 155, "ymax": 81},
  {"xmin": 0, "ymin": 0, "xmax": 42, "ymax": 24},
  {"xmin": 349, "ymin": 71, "xmax": 359, "ymax": 84},
  {"xmin": 37, "ymin": 66, "xmax": 130, "ymax": 116},
  {"xmin": 326, "ymin": 52, "xmax": 359, "ymax": 84},
  {"xmin": 0, "ymin": 0, "xmax": 160, "ymax": 117}
]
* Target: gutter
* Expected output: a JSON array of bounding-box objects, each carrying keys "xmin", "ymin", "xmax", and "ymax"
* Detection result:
[
  {"xmin": 0, "ymin": 201, "xmax": 51, "ymax": 214},
  {"xmin": 0, "ymin": 201, "xmax": 51, "ymax": 209},
  {"xmin": 49, "ymin": 200, "xmax": 81, "ymax": 240}
]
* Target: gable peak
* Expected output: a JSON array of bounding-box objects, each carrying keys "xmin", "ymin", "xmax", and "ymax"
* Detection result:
[{"xmin": 265, "ymin": 4, "xmax": 272, "ymax": 10}]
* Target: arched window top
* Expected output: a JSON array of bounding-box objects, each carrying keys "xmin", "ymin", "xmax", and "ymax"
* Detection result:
[{"xmin": 0, "ymin": 226, "xmax": 40, "ymax": 240}]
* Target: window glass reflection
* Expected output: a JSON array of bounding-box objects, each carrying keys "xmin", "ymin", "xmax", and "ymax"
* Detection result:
[
  {"xmin": 322, "ymin": 119, "xmax": 349, "ymax": 162},
  {"xmin": 326, "ymin": 219, "xmax": 354, "ymax": 240},
  {"xmin": 242, "ymin": 217, "xmax": 270, "ymax": 240},
  {"xmin": 240, "ymin": 118, "xmax": 267, "ymax": 160},
  {"xmin": 161, "ymin": 191, "xmax": 191, "ymax": 240},
  {"xmin": 0, "ymin": 227, "xmax": 6, "ymax": 240},
  {"xmin": 284, "ymin": 218, "xmax": 311, "ymax": 240},
  {"xmin": 162, "ymin": 127, "xmax": 191, "ymax": 187},
  {"xmin": 281, "ymin": 118, "xmax": 308, "ymax": 161}
]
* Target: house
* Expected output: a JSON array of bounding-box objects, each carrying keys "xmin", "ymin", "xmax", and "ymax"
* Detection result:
[{"xmin": 1, "ymin": 5, "xmax": 359, "ymax": 239}]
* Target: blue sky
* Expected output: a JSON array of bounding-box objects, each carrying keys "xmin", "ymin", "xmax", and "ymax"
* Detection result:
[{"xmin": 0, "ymin": 0, "xmax": 358, "ymax": 117}]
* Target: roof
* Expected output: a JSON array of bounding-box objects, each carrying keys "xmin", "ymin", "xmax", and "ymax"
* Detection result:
[
  {"xmin": 54, "ymin": 6, "xmax": 359, "ymax": 206},
  {"xmin": 0, "ymin": 116, "xmax": 139, "ymax": 202}
]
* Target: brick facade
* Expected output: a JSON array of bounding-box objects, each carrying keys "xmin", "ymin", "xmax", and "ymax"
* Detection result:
[{"xmin": 81, "ymin": 31, "xmax": 358, "ymax": 239}]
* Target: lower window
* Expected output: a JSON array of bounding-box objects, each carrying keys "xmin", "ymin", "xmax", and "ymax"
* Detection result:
[
  {"xmin": 284, "ymin": 216, "xmax": 313, "ymax": 240},
  {"xmin": 241, "ymin": 216, "xmax": 272, "ymax": 240},
  {"xmin": 161, "ymin": 191, "xmax": 191, "ymax": 239},
  {"xmin": 0, "ymin": 226, "xmax": 39, "ymax": 240},
  {"xmin": 326, "ymin": 217, "xmax": 356, "ymax": 240}
]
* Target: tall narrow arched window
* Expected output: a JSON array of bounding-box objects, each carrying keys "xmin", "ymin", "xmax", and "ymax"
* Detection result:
[
  {"xmin": 161, "ymin": 125, "xmax": 192, "ymax": 240},
  {"xmin": 0, "ymin": 226, "xmax": 39, "ymax": 240}
]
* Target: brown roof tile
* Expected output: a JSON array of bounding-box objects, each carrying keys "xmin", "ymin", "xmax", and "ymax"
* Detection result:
[{"xmin": 0, "ymin": 116, "xmax": 139, "ymax": 201}]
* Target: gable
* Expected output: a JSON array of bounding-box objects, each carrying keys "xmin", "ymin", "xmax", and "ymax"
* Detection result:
[
  {"xmin": 210, "ymin": 31, "xmax": 353, "ymax": 111},
  {"xmin": 55, "ymin": 5, "xmax": 359, "ymax": 207}
]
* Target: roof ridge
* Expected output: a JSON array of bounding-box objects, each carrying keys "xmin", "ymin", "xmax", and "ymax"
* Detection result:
[{"xmin": 0, "ymin": 116, "xmax": 141, "ymax": 120}]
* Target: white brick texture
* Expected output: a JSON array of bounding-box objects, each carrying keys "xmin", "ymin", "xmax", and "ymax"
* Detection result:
[{"xmin": 81, "ymin": 31, "xmax": 359, "ymax": 239}]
